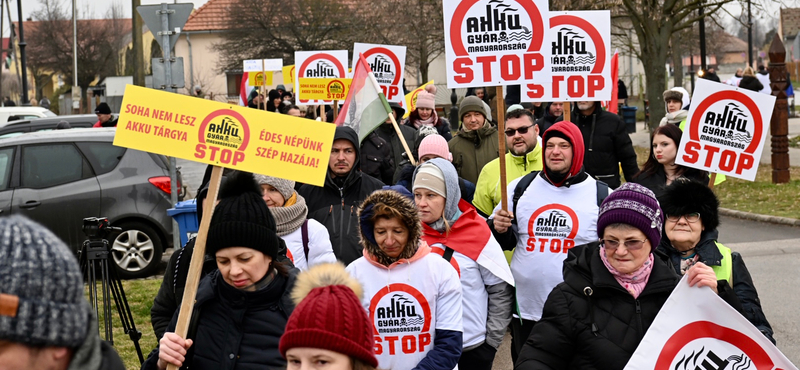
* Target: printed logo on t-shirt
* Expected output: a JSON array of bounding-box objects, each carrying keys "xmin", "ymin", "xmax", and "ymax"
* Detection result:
[
  {"xmin": 369, "ymin": 283, "xmax": 433, "ymax": 356},
  {"xmin": 526, "ymin": 204, "xmax": 579, "ymax": 253}
]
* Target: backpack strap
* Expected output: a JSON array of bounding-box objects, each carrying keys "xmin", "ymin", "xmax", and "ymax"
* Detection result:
[
  {"xmin": 442, "ymin": 246, "xmax": 455, "ymax": 262},
  {"xmin": 595, "ymin": 180, "xmax": 609, "ymax": 206},
  {"xmin": 511, "ymin": 171, "xmax": 539, "ymax": 225},
  {"xmin": 301, "ymin": 219, "xmax": 310, "ymax": 262}
]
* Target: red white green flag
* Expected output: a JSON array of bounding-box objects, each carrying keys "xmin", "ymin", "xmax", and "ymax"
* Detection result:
[{"xmin": 335, "ymin": 53, "xmax": 392, "ymax": 143}]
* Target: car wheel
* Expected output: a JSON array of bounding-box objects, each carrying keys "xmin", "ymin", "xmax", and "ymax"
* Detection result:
[{"xmin": 110, "ymin": 222, "xmax": 163, "ymax": 279}]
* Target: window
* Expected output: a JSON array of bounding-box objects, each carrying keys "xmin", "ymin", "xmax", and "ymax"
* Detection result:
[
  {"xmin": 21, "ymin": 144, "xmax": 92, "ymax": 189},
  {"xmin": 226, "ymin": 72, "xmax": 244, "ymax": 98},
  {"xmin": 76, "ymin": 142, "xmax": 126, "ymax": 175},
  {"xmin": 0, "ymin": 148, "xmax": 14, "ymax": 191}
]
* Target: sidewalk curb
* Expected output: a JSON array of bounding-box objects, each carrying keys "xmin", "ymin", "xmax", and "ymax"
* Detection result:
[{"xmin": 719, "ymin": 208, "xmax": 800, "ymax": 227}]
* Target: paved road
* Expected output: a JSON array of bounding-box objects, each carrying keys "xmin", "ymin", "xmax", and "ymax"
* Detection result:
[{"xmin": 491, "ymin": 216, "xmax": 800, "ymax": 369}]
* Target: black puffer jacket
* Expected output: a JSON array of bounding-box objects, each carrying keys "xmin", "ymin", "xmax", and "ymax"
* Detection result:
[
  {"xmin": 403, "ymin": 110, "xmax": 453, "ymax": 141},
  {"xmin": 657, "ymin": 229, "xmax": 775, "ymax": 344},
  {"xmin": 571, "ymin": 102, "xmax": 639, "ymax": 189},
  {"xmin": 738, "ymin": 76, "xmax": 764, "ymax": 92},
  {"xmin": 143, "ymin": 269, "xmax": 297, "ymax": 370},
  {"xmin": 375, "ymin": 122, "xmax": 418, "ymax": 183},
  {"xmin": 297, "ymin": 127, "xmax": 385, "ymax": 265},
  {"xmin": 633, "ymin": 167, "xmax": 709, "ymax": 199},
  {"xmin": 360, "ymin": 132, "xmax": 394, "ymax": 184}
]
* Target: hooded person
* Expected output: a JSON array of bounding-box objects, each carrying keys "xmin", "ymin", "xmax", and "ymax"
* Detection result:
[
  {"xmin": 267, "ymin": 89, "xmax": 282, "ymax": 112},
  {"xmin": 448, "ymin": 95, "xmax": 500, "ymax": 184},
  {"xmin": 0, "ymin": 215, "xmax": 126, "ymax": 370},
  {"xmin": 374, "ymin": 101, "xmax": 418, "ymax": 183},
  {"xmin": 346, "ymin": 189, "xmax": 463, "ymax": 370},
  {"xmin": 657, "ymin": 179, "xmax": 775, "ymax": 344},
  {"xmin": 297, "ymin": 126, "xmax": 385, "ymax": 265},
  {"xmin": 150, "ymin": 169, "xmax": 292, "ymax": 340},
  {"xmin": 659, "ymin": 88, "xmax": 688, "ymax": 126},
  {"xmin": 279, "ymin": 263, "xmax": 378, "ymax": 370},
  {"xmin": 253, "ymin": 174, "xmax": 337, "ymax": 271},
  {"xmin": 403, "ymin": 84, "xmax": 453, "ymax": 140},
  {"xmin": 515, "ymin": 183, "xmax": 735, "ymax": 370},
  {"xmin": 488, "ymin": 120, "xmax": 610, "ymax": 362},
  {"xmin": 143, "ymin": 171, "xmax": 299, "ymax": 370},
  {"xmin": 413, "ymin": 159, "xmax": 514, "ymax": 370}
]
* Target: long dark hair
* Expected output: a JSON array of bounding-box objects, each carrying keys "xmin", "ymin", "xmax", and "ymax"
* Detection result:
[{"xmin": 634, "ymin": 124, "xmax": 685, "ymax": 179}]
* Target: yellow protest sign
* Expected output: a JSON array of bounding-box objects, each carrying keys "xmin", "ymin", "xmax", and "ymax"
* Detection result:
[
  {"xmin": 298, "ymin": 78, "xmax": 352, "ymax": 101},
  {"xmin": 403, "ymin": 80, "xmax": 434, "ymax": 118},
  {"xmin": 114, "ymin": 85, "xmax": 335, "ymax": 186},
  {"xmin": 282, "ymin": 65, "xmax": 295, "ymax": 85},
  {"xmin": 248, "ymin": 71, "xmax": 273, "ymax": 86}
]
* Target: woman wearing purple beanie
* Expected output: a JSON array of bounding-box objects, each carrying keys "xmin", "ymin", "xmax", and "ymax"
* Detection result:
[{"xmin": 515, "ymin": 183, "xmax": 742, "ymax": 370}]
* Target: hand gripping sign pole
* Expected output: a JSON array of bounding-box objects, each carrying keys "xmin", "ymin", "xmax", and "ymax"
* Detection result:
[
  {"xmin": 497, "ymin": 86, "xmax": 508, "ymax": 211},
  {"xmin": 166, "ymin": 165, "xmax": 222, "ymax": 370}
]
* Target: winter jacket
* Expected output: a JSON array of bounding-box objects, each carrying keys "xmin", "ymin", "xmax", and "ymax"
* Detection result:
[
  {"xmin": 92, "ymin": 117, "xmax": 118, "ymax": 128},
  {"xmin": 738, "ymin": 76, "xmax": 764, "ymax": 92},
  {"xmin": 633, "ymin": 166, "xmax": 709, "ymax": 199},
  {"xmin": 403, "ymin": 110, "xmax": 453, "ymax": 141},
  {"xmin": 360, "ymin": 131, "xmax": 394, "ymax": 184},
  {"xmin": 68, "ymin": 309, "xmax": 126, "ymax": 370},
  {"xmin": 534, "ymin": 102, "xmax": 563, "ymax": 135},
  {"xmin": 657, "ymin": 230, "xmax": 775, "ymax": 344},
  {"xmin": 756, "ymin": 70, "xmax": 771, "ymax": 94},
  {"xmin": 449, "ymin": 122, "xmax": 500, "ymax": 184},
  {"xmin": 571, "ymin": 102, "xmax": 639, "ymax": 189},
  {"xmin": 396, "ymin": 162, "xmax": 476, "ymax": 203},
  {"xmin": 143, "ymin": 269, "xmax": 297, "ymax": 370},
  {"xmin": 374, "ymin": 122, "xmax": 418, "ymax": 183},
  {"xmin": 281, "ymin": 219, "xmax": 337, "ymax": 271},
  {"xmin": 297, "ymin": 127, "xmax": 385, "ymax": 265},
  {"xmin": 473, "ymin": 143, "xmax": 543, "ymax": 216},
  {"xmin": 515, "ymin": 242, "xmax": 741, "ymax": 370}
]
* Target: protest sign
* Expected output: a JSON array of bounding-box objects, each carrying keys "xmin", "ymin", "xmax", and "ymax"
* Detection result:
[
  {"xmin": 294, "ymin": 50, "xmax": 349, "ymax": 105},
  {"xmin": 443, "ymin": 0, "xmax": 550, "ymax": 88},
  {"xmin": 624, "ymin": 275, "xmax": 796, "ymax": 370},
  {"xmin": 403, "ymin": 80, "xmax": 434, "ymax": 119},
  {"xmin": 521, "ymin": 10, "xmax": 611, "ymax": 102},
  {"xmin": 352, "ymin": 43, "xmax": 407, "ymax": 103},
  {"xmin": 675, "ymin": 79, "xmax": 775, "ymax": 181},
  {"xmin": 243, "ymin": 58, "xmax": 283, "ymax": 72},
  {"xmin": 298, "ymin": 78, "xmax": 352, "ymax": 101},
  {"xmin": 283, "ymin": 65, "xmax": 295, "ymax": 85},
  {"xmin": 248, "ymin": 71, "xmax": 273, "ymax": 87},
  {"xmin": 114, "ymin": 85, "xmax": 335, "ymax": 186}
]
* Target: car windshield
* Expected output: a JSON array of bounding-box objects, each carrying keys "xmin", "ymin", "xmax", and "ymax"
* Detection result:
[{"xmin": 42, "ymin": 110, "xmax": 57, "ymax": 117}]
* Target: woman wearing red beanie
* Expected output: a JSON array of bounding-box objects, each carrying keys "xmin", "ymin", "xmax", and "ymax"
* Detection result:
[{"xmin": 280, "ymin": 263, "xmax": 378, "ymax": 370}]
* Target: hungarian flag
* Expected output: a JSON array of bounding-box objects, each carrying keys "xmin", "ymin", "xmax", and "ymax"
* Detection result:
[
  {"xmin": 334, "ymin": 53, "xmax": 392, "ymax": 143},
  {"xmin": 239, "ymin": 72, "xmax": 250, "ymax": 106},
  {"xmin": 608, "ymin": 50, "xmax": 619, "ymax": 114}
]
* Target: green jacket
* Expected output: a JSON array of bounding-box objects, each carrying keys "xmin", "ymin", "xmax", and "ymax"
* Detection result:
[
  {"xmin": 472, "ymin": 142, "xmax": 543, "ymax": 216},
  {"xmin": 448, "ymin": 122, "xmax": 499, "ymax": 184}
]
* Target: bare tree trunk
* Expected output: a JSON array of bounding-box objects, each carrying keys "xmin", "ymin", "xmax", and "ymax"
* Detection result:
[{"xmin": 670, "ymin": 34, "xmax": 684, "ymax": 89}]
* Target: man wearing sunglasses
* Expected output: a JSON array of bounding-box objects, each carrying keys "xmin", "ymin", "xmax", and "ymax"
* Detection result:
[{"xmin": 473, "ymin": 107, "xmax": 543, "ymax": 217}]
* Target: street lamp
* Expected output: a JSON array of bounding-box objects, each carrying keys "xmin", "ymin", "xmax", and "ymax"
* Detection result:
[{"xmin": 16, "ymin": 0, "xmax": 29, "ymax": 106}]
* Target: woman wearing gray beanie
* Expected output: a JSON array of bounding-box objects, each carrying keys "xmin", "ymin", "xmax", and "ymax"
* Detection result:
[{"xmin": 253, "ymin": 174, "xmax": 336, "ymax": 271}]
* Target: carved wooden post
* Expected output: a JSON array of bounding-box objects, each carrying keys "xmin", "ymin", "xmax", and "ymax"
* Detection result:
[{"xmin": 768, "ymin": 34, "xmax": 790, "ymax": 184}]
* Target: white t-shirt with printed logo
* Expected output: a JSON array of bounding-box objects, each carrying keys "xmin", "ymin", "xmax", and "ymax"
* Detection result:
[{"xmin": 347, "ymin": 252, "xmax": 463, "ymax": 370}]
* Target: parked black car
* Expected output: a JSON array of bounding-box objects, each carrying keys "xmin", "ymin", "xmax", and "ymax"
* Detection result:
[{"xmin": 0, "ymin": 128, "xmax": 178, "ymax": 278}]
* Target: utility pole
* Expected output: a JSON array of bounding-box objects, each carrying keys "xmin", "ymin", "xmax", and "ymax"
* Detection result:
[
  {"xmin": 16, "ymin": 0, "xmax": 28, "ymax": 105},
  {"xmin": 747, "ymin": 0, "xmax": 753, "ymax": 67},
  {"xmin": 72, "ymin": 0, "xmax": 78, "ymax": 113},
  {"xmin": 132, "ymin": 0, "xmax": 144, "ymax": 86},
  {"xmin": 699, "ymin": 5, "xmax": 707, "ymax": 73}
]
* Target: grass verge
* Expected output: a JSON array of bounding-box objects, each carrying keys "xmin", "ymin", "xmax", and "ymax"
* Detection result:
[{"xmin": 634, "ymin": 146, "xmax": 800, "ymax": 219}]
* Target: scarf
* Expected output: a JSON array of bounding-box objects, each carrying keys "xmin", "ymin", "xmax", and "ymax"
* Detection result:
[
  {"xmin": 679, "ymin": 253, "xmax": 701, "ymax": 276},
  {"xmin": 659, "ymin": 110, "xmax": 688, "ymax": 126},
  {"xmin": 599, "ymin": 246, "xmax": 655, "ymax": 299},
  {"xmin": 270, "ymin": 193, "xmax": 308, "ymax": 236},
  {"xmin": 413, "ymin": 110, "xmax": 438, "ymax": 129}
]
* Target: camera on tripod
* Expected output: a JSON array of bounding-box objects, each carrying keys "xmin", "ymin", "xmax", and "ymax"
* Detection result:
[{"xmin": 82, "ymin": 217, "xmax": 120, "ymax": 242}]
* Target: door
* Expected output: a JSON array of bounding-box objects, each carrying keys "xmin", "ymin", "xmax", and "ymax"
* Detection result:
[
  {"xmin": 11, "ymin": 143, "xmax": 102, "ymax": 249},
  {"xmin": 0, "ymin": 147, "xmax": 16, "ymax": 216}
]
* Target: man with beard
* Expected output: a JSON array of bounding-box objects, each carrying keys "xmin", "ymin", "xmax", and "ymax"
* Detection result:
[
  {"xmin": 534, "ymin": 102, "xmax": 564, "ymax": 134},
  {"xmin": 473, "ymin": 108, "xmax": 543, "ymax": 217},
  {"xmin": 571, "ymin": 101, "xmax": 638, "ymax": 189}
]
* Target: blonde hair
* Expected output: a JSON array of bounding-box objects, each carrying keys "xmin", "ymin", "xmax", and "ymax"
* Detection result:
[{"xmin": 742, "ymin": 67, "xmax": 756, "ymax": 77}]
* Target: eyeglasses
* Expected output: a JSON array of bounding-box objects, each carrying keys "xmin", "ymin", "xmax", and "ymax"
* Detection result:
[
  {"xmin": 666, "ymin": 212, "xmax": 701, "ymax": 223},
  {"xmin": 504, "ymin": 124, "xmax": 535, "ymax": 137},
  {"xmin": 600, "ymin": 239, "xmax": 648, "ymax": 250}
]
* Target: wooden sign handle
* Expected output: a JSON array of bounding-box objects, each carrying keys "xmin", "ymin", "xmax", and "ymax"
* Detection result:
[
  {"xmin": 389, "ymin": 112, "xmax": 416, "ymax": 166},
  {"xmin": 708, "ymin": 173, "xmax": 717, "ymax": 190},
  {"xmin": 497, "ymin": 86, "xmax": 508, "ymax": 211},
  {"xmin": 166, "ymin": 166, "xmax": 223, "ymax": 370},
  {"xmin": 333, "ymin": 100, "xmax": 339, "ymax": 122}
]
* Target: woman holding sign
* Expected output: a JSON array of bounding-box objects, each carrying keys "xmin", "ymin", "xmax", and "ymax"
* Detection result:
[
  {"xmin": 657, "ymin": 179, "xmax": 775, "ymax": 344},
  {"xmin": 515, "ymin": 183, "xmax": 737, "ymax": 370},
  {"xmin": 143, "ymin": 172, "xmax": 297, "ymax": 370},
  {"xmin": 633, "ymin": 124, "xmax": 708, "ymax": 198}
]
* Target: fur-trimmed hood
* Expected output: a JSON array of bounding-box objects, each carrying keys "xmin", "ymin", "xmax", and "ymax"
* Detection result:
[
  {"xmin": 358, "ymin": 190, "xmax": 423, "ymax": 266},
  {"xmin": 290, "ymin": 263, "xmax": 362, "ymax": 305},
  {"xmin": 659, "ymin": 178, "xmax": 719, "ymax": 231}
]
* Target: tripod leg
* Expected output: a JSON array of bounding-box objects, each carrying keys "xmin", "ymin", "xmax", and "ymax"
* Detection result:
[
  {"xmin": 108, "ymin": 257, "xmax": 145, "ymax": 364},
  {"xmin": 101, "ymin": 258, "xmax": 114, "ymax": 345}
]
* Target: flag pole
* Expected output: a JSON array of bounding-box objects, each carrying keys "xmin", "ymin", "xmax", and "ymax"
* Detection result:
[
  {"xmin": 261, "ymin": 61, "xmax": 267, "ymax": 112},
  {"xmin": 497, "ymin": 85, "xmax": 508, "ymax": 211},
  {"xmin": 333, "ymin": 100, "xmax": 339, "ymax": 121},
  {"xmin": 362, "ymin": 61, "xmax": 416, "ymax": 166}
]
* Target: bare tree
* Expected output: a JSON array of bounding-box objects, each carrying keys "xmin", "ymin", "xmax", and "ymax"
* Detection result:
[{"xmin": 25, "ymin": 0, "xmax": 129, "ymax": 112}]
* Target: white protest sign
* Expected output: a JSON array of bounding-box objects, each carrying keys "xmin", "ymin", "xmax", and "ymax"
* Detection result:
[
  {"xmin": 294, "ymin": 50, "xmax": 349, "ymax": 106},
  {"xmin": 352, "ymin": 43, "xmax": 407, "ymax": 103},
  {"xmin": 624, "ymin": 275, "xmax": 796, "ymax": 370},
  {"xmin": 243, "ymin": 58, "xmax": 283, "ymax": 72},
  {"xmin": 675, "ymin": 79, "xmax": 775, "ymax": 181},
  {"xmin": 521, "ymin": 10, "xmax": 611, "ymax": 102},
  {"xmin": 443, "ymin": 0, "xmax": 550, "ymax": 88}
]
